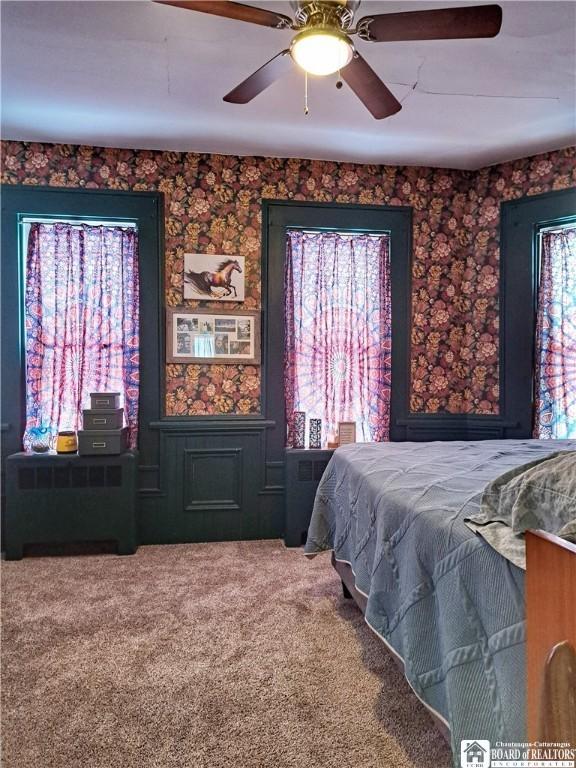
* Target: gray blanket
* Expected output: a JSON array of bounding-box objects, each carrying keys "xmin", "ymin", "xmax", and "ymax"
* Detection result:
[
  {"xmin": 304, "ymin": 439, "xmax": 576, "ymax": 765},
  {"xmin": 466, "ymin": 450, "xmax": 576, "ymax": 567}
]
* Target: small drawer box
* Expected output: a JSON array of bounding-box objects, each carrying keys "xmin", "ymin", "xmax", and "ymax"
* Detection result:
[
  {"xmin": 90, "ymin": 392, "xmax": 121, "ymax": 410},
  {"xmin": 78, "ymin": 427, "xmax": 128, "ymax": 456},
  {"xmin": 83, "ymin": 407, "xmax": 124, "ymax": 431}
]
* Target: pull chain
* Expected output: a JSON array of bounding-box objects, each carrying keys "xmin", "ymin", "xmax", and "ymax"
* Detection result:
[{"xmin": 304, "ymin": 71, "xmax": 309, "ymax": 115}]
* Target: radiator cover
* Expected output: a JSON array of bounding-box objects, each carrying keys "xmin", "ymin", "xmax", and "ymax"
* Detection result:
[
  {"xmin": 284, "ymin": 448, "xmax": 334, "ymax": 547},
  {"xmin": 5, "ymin": 451, "xmax": 138, "ymax": 559}
]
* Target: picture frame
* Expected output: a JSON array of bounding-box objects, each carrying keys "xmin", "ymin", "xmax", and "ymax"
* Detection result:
[
  {"xmin": 338, "ymin": 421, "xmax": 356, "ymax": 446},
  {"xmin": 166, "ymin": 307, "xmax": 260, "ymax": 365},
  {"xmin": 183, "ymin": 253, "xmax": 245, "ymax": 302}
]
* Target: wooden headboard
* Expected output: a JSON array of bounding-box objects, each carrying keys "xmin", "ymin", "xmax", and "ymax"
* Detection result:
[{"xmin": 526, "ymin": 530, "xmax": 576, "ymax": 745}]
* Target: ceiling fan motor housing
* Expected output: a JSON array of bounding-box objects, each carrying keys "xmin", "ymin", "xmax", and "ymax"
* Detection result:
[{"xmin": 291, "ymin": 0, "xmax": 358, "ymax": 31}]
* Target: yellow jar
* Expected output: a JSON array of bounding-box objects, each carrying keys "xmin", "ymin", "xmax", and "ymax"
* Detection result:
[{"xmin": 56, "ymin": 431, "xmax": 78, "ymax": 454}]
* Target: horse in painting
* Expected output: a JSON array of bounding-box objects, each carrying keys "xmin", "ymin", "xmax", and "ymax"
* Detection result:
[{"xmin": 185, "ymin": 259, "xmax": 242, "ymax": 299}]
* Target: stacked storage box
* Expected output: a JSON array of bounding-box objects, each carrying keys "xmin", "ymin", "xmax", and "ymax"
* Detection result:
[{"xmin": 78, "ymin": 392, "xmax": 129, "ymax": 456}]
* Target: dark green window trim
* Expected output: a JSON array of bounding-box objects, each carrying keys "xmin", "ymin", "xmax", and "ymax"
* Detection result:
[
  {"xmin": 261, "ymin": 199, "xmax": 413, "ymax": 461},
  {"xmin": 500, "ymin": 187, "xmax": 576, "ymax": 437},
  {"xmin": 1, "ymin": 185, "xmax": 164, "ymax": 473}
]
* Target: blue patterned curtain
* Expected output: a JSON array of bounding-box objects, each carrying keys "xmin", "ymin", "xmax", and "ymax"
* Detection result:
[
  {"xmin": 24, "ymin": 222, "xmax": 140, "ymax": 448},
  {"xmin": 534, "ymin": 225, "xmax": 576, "ymax": 438},
  {"xmin": 284, "ymin": 231, "xmax": 391, "ymax": 446}
]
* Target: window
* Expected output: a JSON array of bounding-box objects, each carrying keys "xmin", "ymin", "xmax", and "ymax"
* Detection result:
[
  {"xmin": 533, "ymin": 223, "xmax": 576, "ymax": 438},
  {"xmin": 284, "ymin": 229, "xmax": 391, "ymax": 445},
  {"xmin": 22, "ymin": 220, "xmax": 139, "ymax": 448}
]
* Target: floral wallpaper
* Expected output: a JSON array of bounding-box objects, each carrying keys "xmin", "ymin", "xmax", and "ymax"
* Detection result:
[{"xmin": 1, "ymin": 140, "xmax": 575, "ymax": 416}]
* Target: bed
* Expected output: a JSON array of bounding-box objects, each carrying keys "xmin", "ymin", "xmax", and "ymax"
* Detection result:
[{"xmin": 304, "ymin": 439, "xmax": 576, "ymax": 764}]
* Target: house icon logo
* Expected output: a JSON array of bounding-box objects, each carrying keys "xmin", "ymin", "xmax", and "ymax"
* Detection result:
[{"xmin": 460, "ymin": 740, "xmax": 490, "ymax": 768}]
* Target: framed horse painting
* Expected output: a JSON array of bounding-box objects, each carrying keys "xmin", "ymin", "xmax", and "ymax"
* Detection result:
[
  {"xmin": 183, "ymin": 254, "xmax": 245, "ymax": 302},
  {"xmin": 166, "ymin": 307, "xmax": 261, "ymax": 364}
]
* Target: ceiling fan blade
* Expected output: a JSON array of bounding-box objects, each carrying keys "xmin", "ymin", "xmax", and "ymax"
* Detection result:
[
  {"xmin": 155, "ymin": 1, "xmax": 292, "ymax": 29},
  {"xmin": 341, "ymin": 53, "xmax": 402, "ymax": 120},
  {"xmin": 357, "ymin": 4, "xmax": 502, "ymax": 42},
  {"xmin": 224, "ymin": 50, "xmax": 293, "ymax": 104}
]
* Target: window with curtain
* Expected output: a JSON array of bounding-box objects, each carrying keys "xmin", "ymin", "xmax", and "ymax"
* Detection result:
[
  {"xmin": 533, "ymin": 224, "xmax": 576, "ymax": 438},
  {"xmin": 284, "ymin": 230, "xmax": 391, "ymax": 446},
  {"xmin": 23, "ymin": 221, "xmax": 140, "ymax": 449}
]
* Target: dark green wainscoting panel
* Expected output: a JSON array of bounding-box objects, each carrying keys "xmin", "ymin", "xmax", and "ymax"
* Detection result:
[{"xmin": 140, "ymin": 419, "xmax": 283, "ymax": 543}]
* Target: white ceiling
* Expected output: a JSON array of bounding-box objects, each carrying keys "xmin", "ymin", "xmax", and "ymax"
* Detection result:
[{"xmin": 1, "ymin": 0, "xmax": 575, "ymax": 170}]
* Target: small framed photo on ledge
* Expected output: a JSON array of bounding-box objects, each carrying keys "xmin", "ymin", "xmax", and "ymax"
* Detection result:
[
  {"xmin": 166, "ymin": 307, "xmax": 261, "ymax": 365},
  {"xmin": 338, "ymin": 422, "xmax": 356, "ymax": 446}
]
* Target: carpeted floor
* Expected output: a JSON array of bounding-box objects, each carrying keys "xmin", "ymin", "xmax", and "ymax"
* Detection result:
[{"xmin": 1, "ymin": 540, "xmax": 452, "ymax": 768}]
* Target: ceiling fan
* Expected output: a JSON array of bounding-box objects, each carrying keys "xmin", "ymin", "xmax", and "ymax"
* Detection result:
[{"xmin": 155, "ymin": 0, "xmax": 503, "ymax": 119}]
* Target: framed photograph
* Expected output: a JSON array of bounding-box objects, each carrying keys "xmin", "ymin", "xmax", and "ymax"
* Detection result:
[
  {"xmin": 338, "ymin": 422, "xmax": 356, "ymax": 446},
  {"xmin": 183, "ymin": 253, "xmax": 245, "ymax": 302},
  {"xmin": 167, "ymin": 307, "xmax": 260, "ymax": 364}
]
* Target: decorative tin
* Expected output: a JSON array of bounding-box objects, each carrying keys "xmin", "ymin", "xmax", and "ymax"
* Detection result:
[
  {"xmin": 309, "ymin": 418, "xmax": 322, "ymax": 449},
  {"xmin": 56, "ymin": 430, "xmax": 78, "ymax": 454},
  {"xmin": 292, "ymin": 411, "xmax": 306, "ymax": 449}
]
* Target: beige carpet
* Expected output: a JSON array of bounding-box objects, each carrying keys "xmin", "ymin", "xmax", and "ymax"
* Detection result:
[{"xmin": 1, "ymin": 540, "xmax": 452, "ymax": 768}]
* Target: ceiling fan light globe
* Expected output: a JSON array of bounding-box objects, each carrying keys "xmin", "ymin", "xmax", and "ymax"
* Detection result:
[{"xmin": 290, "ymin": 29, "xmax": 353, "ymax": 77}]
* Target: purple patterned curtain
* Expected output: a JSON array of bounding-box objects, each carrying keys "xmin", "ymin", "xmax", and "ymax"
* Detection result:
[
  {"xmin": 284, "ymin": 231, "xmax": 391, "ymax": 446},
  {"xmin": 533, "ymin": 225, "xmax": 576, "ymax": 438},
  {"xmin": 24, "ymin": 222, "xmax": 140, "ymax": 448}
]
